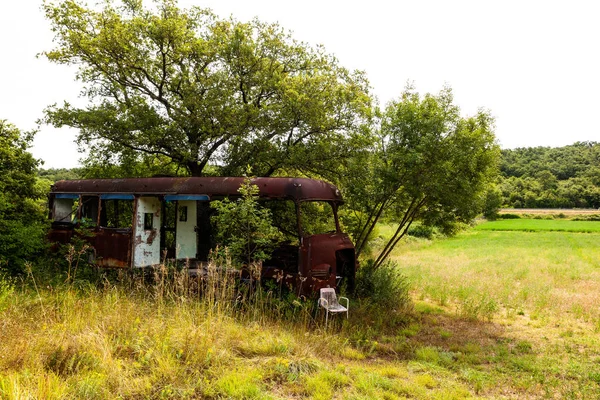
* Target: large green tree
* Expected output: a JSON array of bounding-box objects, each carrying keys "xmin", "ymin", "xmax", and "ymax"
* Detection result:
[
  {"xmin": 0, "ymin": 121, "xmax": 47, "ymax": 274},
  {"xmin": 42, "ymin": 0, "xmax": 372, "ymax": 177},
  {"xmin": 340, "ymin": 86, "xmax": 500, "ymax": 268}
]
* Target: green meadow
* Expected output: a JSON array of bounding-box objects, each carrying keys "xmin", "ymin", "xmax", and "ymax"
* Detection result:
[
  {"xmin": 2, "ymin": 220, "xmax": 600, "ymax": 399},
  {"xmin": 474, "ymin": 218, "xmax": 600, "ymax": 232}
]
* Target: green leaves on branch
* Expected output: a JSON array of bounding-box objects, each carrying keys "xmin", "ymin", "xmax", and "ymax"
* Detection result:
[
  {"xmin": 42, "ymin": 0, "xmax": 372, "ymax": 177},
  {"xmin": 340, "ymin": 86, "xmax": 500, "ymax": 269}
]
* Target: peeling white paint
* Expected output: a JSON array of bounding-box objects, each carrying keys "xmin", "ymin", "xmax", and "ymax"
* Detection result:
[{"xmin": 133, "ymin": 196, "xmax": 161, "ymax": 267}]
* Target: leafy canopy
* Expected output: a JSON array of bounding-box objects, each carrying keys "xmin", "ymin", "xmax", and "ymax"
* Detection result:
[
  {"xmin": 340, "ymin": 86, "xmax": 500, "ymax": 268},
  {"xmin": 42, "ymin": 0, "xmax": 372, "ymax": 177}
]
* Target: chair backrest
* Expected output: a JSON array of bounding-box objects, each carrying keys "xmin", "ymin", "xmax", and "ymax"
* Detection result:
[{"xmin": 320, "ymin": 288, "xmax": 339, "ymax": 307}]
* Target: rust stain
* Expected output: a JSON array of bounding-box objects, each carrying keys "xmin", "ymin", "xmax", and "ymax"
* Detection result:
[
  {"xmin": 146, "ymin": 229, "xmax": 157, "ymax": 245},
  {"xmin": 95, "ymin": 257, "xmax": 129, "ymax": 268}
]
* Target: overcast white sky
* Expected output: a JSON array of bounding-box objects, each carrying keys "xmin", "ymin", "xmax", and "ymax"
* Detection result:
[{"xmin": 1, "ymin": 0, "xmax": 599, "ymax": 168}]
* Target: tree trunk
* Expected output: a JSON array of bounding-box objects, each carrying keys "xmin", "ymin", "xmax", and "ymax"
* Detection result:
[{"xmin": 188, "ymin": 162, "xmax": 203, "ymax": 177}]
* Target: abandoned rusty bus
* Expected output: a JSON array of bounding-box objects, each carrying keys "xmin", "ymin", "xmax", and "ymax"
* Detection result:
[{"xmin": 48, "ymin": 177, "xmax": 356, "ymax": 295}]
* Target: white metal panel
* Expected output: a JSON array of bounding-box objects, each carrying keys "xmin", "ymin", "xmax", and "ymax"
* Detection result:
[
  {"xmin": 176, "ymin": 200, "xmax": 197, "ymax": 260},
  {"xmin": 133, "ymin": 196, "xmax": 161, "ymax": 267}
]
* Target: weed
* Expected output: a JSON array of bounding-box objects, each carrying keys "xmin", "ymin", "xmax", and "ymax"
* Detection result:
[{"xmin": 457, "ymin": 291, "xmax": 498, "ymax": 321}]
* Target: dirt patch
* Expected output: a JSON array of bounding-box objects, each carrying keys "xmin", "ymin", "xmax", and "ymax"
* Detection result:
[{"xmin": 500, "ymin": 208, "xmax": 599, "ymax": 215}]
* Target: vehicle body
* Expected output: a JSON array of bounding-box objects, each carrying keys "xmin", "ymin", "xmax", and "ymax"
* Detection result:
[{"xmin": 48, "ymin": 177, "xmax": 356, "ymax": 295}]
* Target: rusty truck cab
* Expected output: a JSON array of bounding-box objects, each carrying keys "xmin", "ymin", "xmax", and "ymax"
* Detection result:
[{"xmin": 48, "ymin": 177, "xmax": 356, "ymax": 295}]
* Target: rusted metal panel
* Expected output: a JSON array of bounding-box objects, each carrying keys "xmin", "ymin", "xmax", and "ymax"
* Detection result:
[
  {"xmin": 300, "ymin": 233, "xmax": 355, "ymax": 294},
  {"xmin": 133, "ymin": 196, "xmax": 161, "ymax": 267},
  {"xmin": 93, "ymin": 228, "xmax": 132, "ymax": 268},
  {"xmin": 47, "ymin": 227, "xmax": 74, "ymax": 247},
  {"xmin": 51, "ymin": 177, "xmax": 343, "ymax": 203}
]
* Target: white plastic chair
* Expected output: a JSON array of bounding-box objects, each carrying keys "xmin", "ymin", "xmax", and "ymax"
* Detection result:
[{"xmin": 318, "ymin": 288, "xmax": 349, "ymax": 327}]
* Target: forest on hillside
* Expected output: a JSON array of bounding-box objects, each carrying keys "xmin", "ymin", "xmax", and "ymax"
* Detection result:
[{"xmin": 498, "ymin": 142, "xmax": 600, "ymax": 209}]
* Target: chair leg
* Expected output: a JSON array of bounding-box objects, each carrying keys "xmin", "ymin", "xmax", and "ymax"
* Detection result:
[{"xmin": 325, "ymin": 310, "xmax": 329, "ymax": 328}]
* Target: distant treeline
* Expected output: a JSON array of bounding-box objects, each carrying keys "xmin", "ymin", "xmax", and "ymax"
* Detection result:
[
  {"xmin": 37, "ymin": 167, "xmax": 83, "ymax": 182},
  {"xmin": 499, "ymin": 142, "xmax": 600, "ymax": 209}
]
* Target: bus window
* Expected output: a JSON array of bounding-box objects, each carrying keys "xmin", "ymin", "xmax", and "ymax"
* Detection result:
[
  {"xmin": 299, "ymin": 201, "xmax": 337, "ymax": 236},
  {"xmin": 80, "ymin": 196, "xmax": 99, "ymax": 226},
  {"xmin": 263, "ymin": 200, "xmax": 299, "ymax": 245},
  {"xmin": 53, "ymin": 195, "xmax": 78, "ymax": 224},
  {"xmin": 100, "ymin": 199, "xmax": 134, "ymax": 229}
]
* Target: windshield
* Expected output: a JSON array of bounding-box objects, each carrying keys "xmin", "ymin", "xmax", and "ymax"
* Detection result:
[{"xmin": 299, "ymin": 201, "xmax": 337, "ymax": 236}]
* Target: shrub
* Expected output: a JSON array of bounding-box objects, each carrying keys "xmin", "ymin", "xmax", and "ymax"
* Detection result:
[
  {"xmin": 573, "ymin": 214, "xmax": 600, "ymax": 221},
  {"xmin": 354, "ymin": 259, "xmax": 412, "ymax": 311},
  {"xmin": 482, "ymin": 186, "xmax": 502, "ymax": 220},
  {"xmin": 498, "ymin": 213, "xmax": 521, "ymax": 220},
  {"xmin": 211, "ymin": 175, "xmax": 283, "ymax": 266},
  {"xmin": 407, "ymin": 224, "xmax": 435, "ymax": 239}
]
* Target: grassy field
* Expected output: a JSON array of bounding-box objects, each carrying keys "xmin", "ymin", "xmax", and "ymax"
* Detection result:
[
  {"xmin": 2, "ymin": 221, "xmax": 600, "ymax": 398},
  {"xmin": 392, "ymin": 221, "xmax": 600, "ymax": 398}
]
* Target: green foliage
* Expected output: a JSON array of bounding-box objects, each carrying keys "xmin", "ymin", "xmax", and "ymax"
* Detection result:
[
  {"xmin": 339, "ymin": 85, "xmax": 499, "ymax": 268},
  {"xmin": 299, "ymin": 201, "xmax": 336, "ymax": 236},
  {"xmin": 499, "ymin": 142, "xmax": 600, "ymax": 208},
  {"xmin": 211, "ymin": 176, "xmax": 283, "ymax": 265},
  {"xmin": 42, "ymin": 0, "xmax": 372, "ymax": 177},
  {"xmin": 0, "ymin": 120, "xmax": 47, "ymax": 274},
  {"xmin": 497, "ymin": 213, "xmax": 521, "ymax": 219},
  {"xmin": 354, "ymin": 259, "xmax": 411, "ymax": 311},
  {"xmin": 0, "ymin": 273, "xmax": 14, "ymax": 312}
]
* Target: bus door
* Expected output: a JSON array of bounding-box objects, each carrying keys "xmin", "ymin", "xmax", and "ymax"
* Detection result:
[{"xmin": 165, "ymin": 195, "xmax": 209, "ymax": 261}]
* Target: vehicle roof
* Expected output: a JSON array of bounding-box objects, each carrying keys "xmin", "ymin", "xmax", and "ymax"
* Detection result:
[{"xmin": 50, "ymin": 177, "xmax": 343, "ymax": 202}]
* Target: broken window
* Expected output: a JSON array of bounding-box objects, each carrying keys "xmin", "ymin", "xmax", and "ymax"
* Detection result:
[
  {"xmin": 80, "ymin": 196, "xmax": 99, "ymax": 226},
  {"xmin": 299, "ymin": 201, "xmax": 337, "ymax": 236},
  {"xmin": 99, "ymin": 196, "xmax": 134, "ymax": 229},
  {"xmin": 263, "ymin": 200, "xmax": 299, "ymax": 245},
  {"xmin": 53, "ymin": 194, "xmax": 78, "ymax": 224},
  {"xmin": 144, "ymin": 213, "xmax": 154, "ymax": 230},
  {"xmin": 161, "ymin": 201, "xmax": 177, "ymax": 258},
  {"xmin": 179, "ymin": 206, "xmax": 188, "ymax": 222}
]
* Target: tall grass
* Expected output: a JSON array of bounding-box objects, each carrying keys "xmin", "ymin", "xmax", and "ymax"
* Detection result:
[
  {"xmin": 5, "ymin": 229, "xmax": 600, "ymax": 398},
  {"xmin": 0, "ymin": 249, "xmax": 423, "ymax": 399}
]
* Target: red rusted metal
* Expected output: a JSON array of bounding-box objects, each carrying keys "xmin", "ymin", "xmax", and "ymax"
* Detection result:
[
  {"xmin": 51, "ymin": 177, "xmax": 343, "ymax": 202},
  {"xmin": 92, "ymin": 228, "xmax": 132, "ymax": 268}
]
